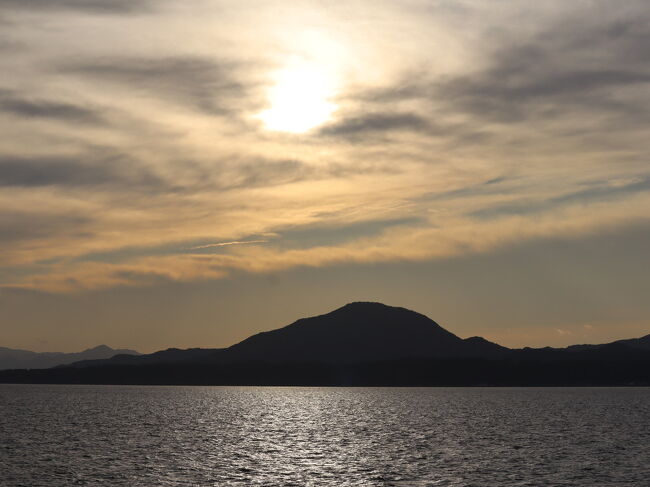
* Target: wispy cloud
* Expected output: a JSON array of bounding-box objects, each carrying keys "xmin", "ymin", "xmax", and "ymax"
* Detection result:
[
  {"xmin": 8, "ymin": 191, "xmax": 650, "ymax": 293},
  {"xmin": 0, "ymin": 0, "xmax": 159, "ymax": 14},
  {"xmin": 0, "ymin": 0, "xmax": 648, "ymax": 299},
  {"xmin": 61, "ymin": 56, "xmax": 258, "ymax": 116},
  {"xmin": 0, "ymin": 90, "xmax": 103, "ymax": 124},
  {"xmin": 188, "ymin": 240, "xmax": 268, "ymax": 250},
  {"xmin": 0, "ymin": 154, "xmax": 163, "ymax": 188},
  {"xmin": 319, "ymin": 112, "xmax": 431, "ymax": 138}
]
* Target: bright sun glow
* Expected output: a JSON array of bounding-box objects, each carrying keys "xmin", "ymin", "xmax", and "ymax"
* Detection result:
[{"xmin": 258, "ymin": 62, "xmax": 337, "ymax": 133}]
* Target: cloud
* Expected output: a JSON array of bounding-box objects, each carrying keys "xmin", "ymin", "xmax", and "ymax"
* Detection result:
[
  {"xmin": 346, "ymin": 5, "xmax": 650, "ymax": 134},
  {"xmin": 437, "ymin": 11, "xmax": 650, "ymax": 124},
  {"xmin": 417, "ymin": 176, "xmax": 518, "ymax": 203},
  {"xmin": 0, "ymin": 155, "xmax": 161, "ymax": 188},
  {"xmin": 0, "ymin": 0, "xmax": 158, "ymax": 14},
  {"xmin": 0, "ymin": 90, "xmax": 103, "ymax": 124},
  {"xmin": 9, "ymin": 192, "xmax": 650, "ymax": 293},
  {"xmin": 181, "ymin": 157, "xmax": 398, "ymax": 193},
  {"xmin": 274, "ymin": 217, "xmax": 426, "ymax": 249},
  {"xmin": 470, "ymin": 176, "xmax": 650, "ymax": 219},
  {"xmin": 319, "ymin": 112, "xmax": 431, "ymax": 137},
  {"xmin": 1, "ymin": 0, "xmax": 649, "ymax": 302},
  {"xmin": 215, "ymin": 158, "xmax": 311, "ymax": 190},
  {"xmin": 0, "ymin": 150, "xmax": 322, "ymax": 194},
  {"xmin": 63, "ymin": 56, "xmax": 256, "ymax": 115},
  {"xmin": 0, "ymin": 209, "xmax": 91, "ymax": 246},
  {"xmin": 188, "ymin": 240, "xmax": 268, "ymax": 250},
  {"xmin": 0, "ymin": 36, "xmax": 20, "ymax": 52}
]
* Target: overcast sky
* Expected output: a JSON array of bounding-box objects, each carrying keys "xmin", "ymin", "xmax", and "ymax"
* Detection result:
[{"xmin": 1, "ymin": 0, "xmax": 649, "ymax": 352}]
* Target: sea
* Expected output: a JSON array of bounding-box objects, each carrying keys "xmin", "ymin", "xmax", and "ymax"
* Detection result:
[{"xmin": 0, "ymin": 385, "xmax": 648, "ymax": 486}]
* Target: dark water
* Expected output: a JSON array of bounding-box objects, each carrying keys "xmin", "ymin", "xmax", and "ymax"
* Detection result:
[{"xmin": 1, "ymin": 386, "xmax": 648, "ymax": 486}]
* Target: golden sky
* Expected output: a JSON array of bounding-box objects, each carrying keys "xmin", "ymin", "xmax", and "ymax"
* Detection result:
[{"xmin": 1, "ymin": 0, "xmax": 649, "ymax": 352}]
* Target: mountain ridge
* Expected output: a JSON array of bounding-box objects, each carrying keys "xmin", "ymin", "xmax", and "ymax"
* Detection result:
[
  {"xmin": 1, "ymin": 302, "xmax": 648, "ymax": 386},
  {"xmin": 0, "ymin": 345, "xmax": 140, "ymax": 370},
  {"xmin": 56, "ymin": 302, "xmax": 647, "ymax": 368}
]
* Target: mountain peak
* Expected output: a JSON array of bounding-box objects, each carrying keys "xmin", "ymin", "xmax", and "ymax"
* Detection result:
[
  {"xmin": 339, "ymin": 301, "xmax": 393, "ymax": 309},
  {"xmin": 223, "ymin": 301, "xmax": 506, "ymax": 363},
  {"xmin": 328, "ymin": 301, "xmax": 424, "ymax": 318},
  {"xmin": 84, "ymin": 345, "xmax": 112, "ymax": 353}
]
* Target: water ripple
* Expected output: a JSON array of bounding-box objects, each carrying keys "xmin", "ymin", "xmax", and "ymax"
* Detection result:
[{"xmin": 0, "ymin": 386, "xmax": 648, "ymax": 486}]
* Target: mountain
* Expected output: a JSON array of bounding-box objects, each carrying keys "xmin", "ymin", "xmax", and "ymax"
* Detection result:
[
  {"xmin": 0, "ymin": 302, "xmax": 648, "ymax": 385},
  {"xmin": 64, "ymin": 302, "xmax": 508, "ymax": 368},
  {"xmin": 65, "ymin": 347, "xmax": 221, "ymax": 368},
  {"xmin": 40, "ymin": 302, "xmax": 650, "ymax": 368},
  {"xmin": 0, "ymin": 345, "xmax": 140, "ymax": 370},
  {"xmin": 566, "ymin": 334, "xmax": 650, "ymax": 352},
  {"xmin": 221, "ymin": 302, "xmax": 508, "ymax": 362}
]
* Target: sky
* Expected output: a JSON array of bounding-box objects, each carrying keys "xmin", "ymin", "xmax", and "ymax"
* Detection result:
[{"xmin": 1, "ymin": 0, "xmax": 649, "ymax": 353}]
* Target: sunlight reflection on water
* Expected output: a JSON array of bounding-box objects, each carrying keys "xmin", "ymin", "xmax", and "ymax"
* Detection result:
[{"xmin": 1, "ymin": 386, "xmax": 649, "ymax": 486}]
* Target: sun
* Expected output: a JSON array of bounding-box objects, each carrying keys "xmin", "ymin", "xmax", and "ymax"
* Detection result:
[{"xmin": 257, "ymin": 61, "xmax": 337, "ymax": 133}]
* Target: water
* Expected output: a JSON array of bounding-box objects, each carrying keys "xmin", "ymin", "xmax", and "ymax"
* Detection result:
[{"xmin": 0, "ymin": 386, "xmax": 648, "ymax": 486}]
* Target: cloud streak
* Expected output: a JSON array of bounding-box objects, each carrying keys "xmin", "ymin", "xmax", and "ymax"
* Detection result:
[
  {"xmin": 0, "ymin": 155, "xmax": 160, "ymax": 188},
  {"xmin": 319, "ymin": 112, "xmax": 431, "ymax": 138},
  {"xmin": 188, "ymin": 240, "xmax": 268, "ymax": 250},
  {"xmin": 62, "ymin": 56, "xmax": 256, "ymax": 115},
  {"xmin": 0, "ymin": 91, "xmax": 103, "ymax": 124},
  {"xmin": 8, "ymin": 190, "xmax": 650, "ymax": 293},
  {"xmin": 0, "ymin": 0, "xmax": 159, "ymax": 14}
]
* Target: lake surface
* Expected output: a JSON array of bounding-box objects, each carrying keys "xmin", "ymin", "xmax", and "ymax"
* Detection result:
[{"xmin": 0, "ymin": 386, "xmax": 648, "ymax": 486}]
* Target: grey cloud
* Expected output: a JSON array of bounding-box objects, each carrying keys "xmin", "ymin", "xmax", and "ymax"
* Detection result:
[
  {"xmin": 319, "ymin": 113, "xmax": 431, "ymax": 138},
  {"xmin": 484, "ymin": 177, "xmax": 507, "ymax": 185},
  {"xmin": 110, "ymin": 269, "xmax": 173, "ymax": 287},
  {"xmin": 328, "ymin": 89, "xmax": 491, "ymax": 145},
  {"xmin": 357, "ymin": 9, "xmax": 650, "ymax": 127},
  {"xmin": 319, "ymin": 161, "xmax": 401, "ymax": 178},
  {"xmin": 64, "ymin": 57, "xmax": 254, "ymax": 115},
  {"xmin": 453, "ymin": 68, "xmax": 650, "ymax": 99},
  {"xmin": 417, "ymin": 176, "xmax": 516, "ymax": 203},
  {"xmin": 273, "ymin": 216, "xmax": 426, "ymax": 250},
  {"xmin": 0, "ymin": 286, "xmax": 54, "ymax": 299},
  {"xmin": 0, "ymin": 91, "xmax": 103, "ymax": 124},
  {"xmin": 0, "ymin": 152, "xmax": 390, "ymax": 196},
  {"xmin": 160, "ymin": 158, "xmax": 312, "ymax": 194},
  {"xmin": 548, "ymin": 15, "xmax": 650, "ymax": 64},
  {"xmin": 0, "ymin": 155, "xmax": 161, "ymax": 188},
  {"xmin": 0, "ymin": 38, "xmax": 19, "ymax": 51},
  {"xmin": 356, "ymin": 75, "xmax": 431, "ymax": 105},
  {"xmin": 553, "ymin": 177, "xmax": 650, "ymax": 205},
  {"xmin": 191, "ymin": 157, "xmax": 399, "ymax": 192},
  {"xmin": 66, "ymin": 234, "xmax": 272, "ymax": 266},
  {"xmin": 470, "ymin": 176, "xmax": 650, "ymax": 220},
  {"xmin": 0, "ymin": 0, "xmax": 157, "ymax": 14},
  {"xmin": 436, "ymin": 14, "xmax": 650, "ymax": 123},
  {"xmin": 439, "ymin": 66, "xmax": 650, "ymax": 124},
  {"xmin": 219, "ymin": 159, "xmax": 309, "ymax": 190},
  {"xmin": 0, "ymin": 210, "xmax": 92, "ymax": 245}
]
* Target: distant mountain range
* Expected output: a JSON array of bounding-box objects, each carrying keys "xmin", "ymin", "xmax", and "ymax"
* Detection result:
[
  {"xmin": 1, "ymin": 302, "xmax": 648, "ymax": 385},
  {"xmin": 0, "ymin": 345, "xmax": 140, "ymax": 370}
]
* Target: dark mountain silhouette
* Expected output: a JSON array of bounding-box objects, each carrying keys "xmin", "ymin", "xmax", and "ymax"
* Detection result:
[
  {"xmin": 62, "ymin": 302, "xmax": 508, "ymax": 368},
  {"xmin": 0, "ymin": 302, "xmax": 648, "ymax": 385},
  {"xmin": 0, "ymin": 345, "xmax": 140, "ymax": 370},
  {"xmin": 565, "ymin": 334, "xmax": 650, "ymax": 352},
  {"xmin": 221, "ymin": 302, "xmax": 508, "ymax": 362},
  {"xmin": 65, "ymin": 347, "xmax": 222, "ymax": 368}
]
